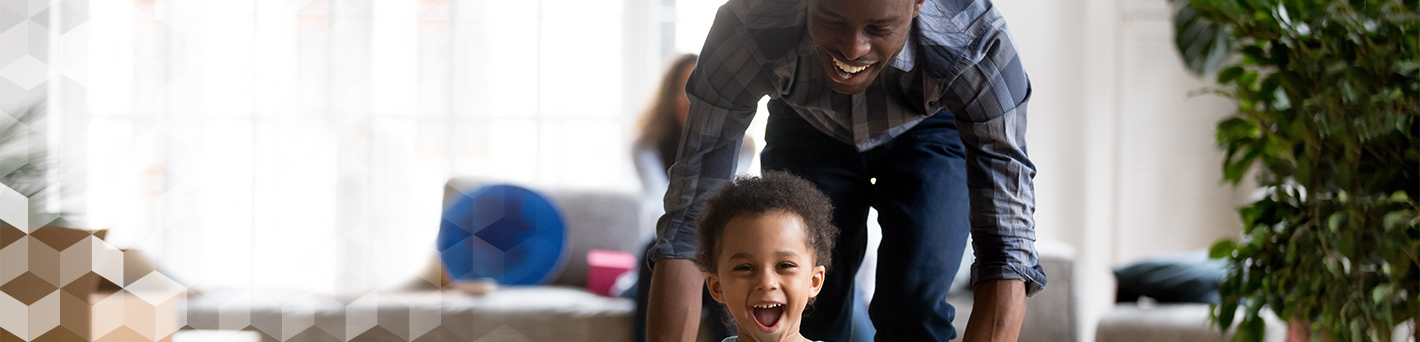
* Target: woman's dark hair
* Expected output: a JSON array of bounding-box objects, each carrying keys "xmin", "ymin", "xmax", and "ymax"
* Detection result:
[
  {"xmin": 634, "ymin": 54, "xmax": 699, "ymax": 169},
  {"xmin": 695, "ymin": 171, "xmax": 838, "ymax": 273}
]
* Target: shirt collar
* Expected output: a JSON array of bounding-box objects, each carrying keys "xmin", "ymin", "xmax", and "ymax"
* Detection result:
[{"xmin": 889, "ymin": 24, "xmax": 917, "ymax": 72}]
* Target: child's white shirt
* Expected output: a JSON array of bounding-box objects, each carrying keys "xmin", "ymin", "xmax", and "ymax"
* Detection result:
[{"xmin": 720, "ymin": 337, "xmax": 825, "ymax": 342}]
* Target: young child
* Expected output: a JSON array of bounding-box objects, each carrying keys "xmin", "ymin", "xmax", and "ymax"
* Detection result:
[{"xmin": 695, "ymin": 171, "xmax": 839, "ymax": 342}]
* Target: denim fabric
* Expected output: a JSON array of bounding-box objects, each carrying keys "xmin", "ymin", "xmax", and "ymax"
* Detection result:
[{"xmin": 762, "ymin": 99, "xmax": 979, "ymax": 341}]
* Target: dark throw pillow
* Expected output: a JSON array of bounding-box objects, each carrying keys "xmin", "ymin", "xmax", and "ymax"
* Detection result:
[{"xmin": 1114, "ymin": 251, "xmax": 1226, "ymax": 304}]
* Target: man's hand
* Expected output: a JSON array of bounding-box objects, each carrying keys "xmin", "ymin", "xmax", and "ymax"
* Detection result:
[
  {"xmin": 962, "ymin": 279, "xmax": 1027, "ymax": 342},
  {"xmin": 647, "ymin": 258, "xmax": 703, "ymax": 342}
]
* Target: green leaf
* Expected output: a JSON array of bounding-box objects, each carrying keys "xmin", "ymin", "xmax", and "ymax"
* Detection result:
[
  {"xmin": 1390, "ymin": 191, "xmax": 1409, "ymax": 203},
  {"xmin": 1384, "ymin": 88, "xmax": 1402, "ymax": 101},
  {"xmin": 1371, "ymin": 283, "xmax": 1390, "ymax": 303},
  {"xmin": 1174, "ymin": 2, "xmax": 1420, "ymax": 340},
  {"xmin": 1223, "ymin": 148, "xmax": 1261, "ymax": 182},
  {"xmin": 1237, "ymin": 317, "xmax": 1265, "ymax": 342},
  {"xmin": 1216, "ymin": 118, "xmax": 1260, "ymax": 150},
  {"xmin": 1242, "ymin": 46, "xmax": 1268, "ymax": 63},
  {"xmin": 1219, "ymin": 66, "xmax": 1246, "ymax": 84},
  {"xmin": 1383, "ymin": 211, "xmax": 1409, "ymax": 231},
  {"xmin": 1218, "ymin": 300, "xmax": 1239, "ymax": 330},
  {"xmin": 1262, "ymin": 135, "xmax": 1287, "ymax": 158},
  {"xmin": 1327, "ymin": 212, "xmax": 1345, "ymax": 232},
  {"xmin": 1173, "ymin": 3, "xmax": 1237, "ymax": 76},
  {"xmin": 1397, "ymin": 60, "xmax": 1420, "ymax": 75},
  {"xmin": 1258, "ymin": 73, "xmax": 1281, "ymax": 102},
  {"xmin": 1239, "ymin": 203, "xmax": 1263, "ymax": 227},
  {"xmin": 1238, "ymin": 72, "xmax": 1258, "ymax": 89},
  {"xmin": 1211, "ymin": 239, "xmax": 1238, "ymax": 259},
  {"xmin": 1268, "ymin": 39, "xmax": 1290, "ymax": 66}
]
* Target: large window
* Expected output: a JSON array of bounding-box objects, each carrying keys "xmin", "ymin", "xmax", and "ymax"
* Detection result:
[{"xmin": 32, "ymin": 0, "xmax": 690, "ymax": 294}]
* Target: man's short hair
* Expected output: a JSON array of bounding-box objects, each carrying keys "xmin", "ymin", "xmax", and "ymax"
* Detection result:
[{"xmin": 694, "ymin": 171, "xmax": 838, "ymax": 273}]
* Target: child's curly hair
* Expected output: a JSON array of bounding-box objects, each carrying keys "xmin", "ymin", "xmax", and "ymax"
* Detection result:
[{"xmin": 694, "ymin": 171, "xmax": 838, "ymax": 273}]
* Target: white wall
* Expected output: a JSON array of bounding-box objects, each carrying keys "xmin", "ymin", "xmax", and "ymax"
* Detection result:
[{"xmin": 996, "ymin": 0, "xmax": 1250, "ymax": 340}]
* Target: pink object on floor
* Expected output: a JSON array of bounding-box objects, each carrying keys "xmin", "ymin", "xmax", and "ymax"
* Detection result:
[{"xmin": 586, "ymin": 249, "xmax": 637, "ymax": 296}]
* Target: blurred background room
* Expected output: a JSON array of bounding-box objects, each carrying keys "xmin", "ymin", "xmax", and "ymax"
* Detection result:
[{"xmin": 0, "ymin": 0, "xmax": 1413, "ymax": 341}]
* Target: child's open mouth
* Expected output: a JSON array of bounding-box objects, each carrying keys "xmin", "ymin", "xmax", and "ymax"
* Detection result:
[{"xmin": 750, "ymin": 303, "xmax": 784, "ymax": 331}]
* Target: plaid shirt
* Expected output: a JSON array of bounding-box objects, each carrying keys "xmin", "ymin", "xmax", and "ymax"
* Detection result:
[{"xmin": 652, "ymin": 0, "xmax": 1046, "ymax": 295}]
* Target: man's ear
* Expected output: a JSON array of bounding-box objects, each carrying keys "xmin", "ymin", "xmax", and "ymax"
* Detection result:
[
  {"xmin": 912, "ymin": 0, "xmax": 924, "ymax": 17},
  {"xmin": 705, "ymin": 272, "xmax": 726, "ymax": 303},
  {"xmin": 809, "ymin": 265, "xmax": 827, "ymax": 298}
]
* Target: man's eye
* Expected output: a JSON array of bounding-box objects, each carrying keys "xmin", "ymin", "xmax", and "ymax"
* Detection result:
[{"xmin": 868, "ymin": 25, "xmax": 894, "ymax": 36}]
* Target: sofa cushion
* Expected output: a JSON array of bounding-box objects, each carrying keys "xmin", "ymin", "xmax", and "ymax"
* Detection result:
[
  {"xmin": 1113, "ymin": 251, "xmax": 1226, "ymax": 304},
  {"xmin": 946, "ymin": 242, "xmax": 1077, "ymax": 342},
  {"xmin": 1096, "ymin": 303, "xmax": 1286, "ymax": 342},
  {"xmin": 444, "ymin": 179, "xmax": 642, "ymax": 287},
  {"xmin": 542, "ymin": 190, "xmax": 643, "ymax": 287},
  {"xmin": 184, "ymin": 286, "xmax": 634, "ymax": 342}
]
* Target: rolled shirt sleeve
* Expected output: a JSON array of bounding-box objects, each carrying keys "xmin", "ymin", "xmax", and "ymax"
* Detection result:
[
  {"xmin": 648, "ymin": 5, "xmax": 772, "ymax": 266},
  {"xmin": 928, "ymin": 2, "xmax": 1047, "ymax": 295}
]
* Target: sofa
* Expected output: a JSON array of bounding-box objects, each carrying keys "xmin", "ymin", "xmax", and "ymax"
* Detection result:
[
  {"xmin": 1094, "ymin": 252, "xmax": 1290, "ymax": 342},
  {"xmin": 183, "ymin": 178, "xmax": 643, "ymax": 342},
  {"xmin": 182, "ymin": 178, "xmax": 1081, "ymax": 342},
  {"xmin": 1096, "ymin": 302, "xmax": 1288, "ymax": 342},
  {"xmin": 947, "ymin": 242, "xmax": 1078, "ymax": 342}
]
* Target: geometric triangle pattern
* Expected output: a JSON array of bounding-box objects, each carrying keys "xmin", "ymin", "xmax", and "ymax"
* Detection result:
[
  {"xmin": 176, "ymin": 286, "xmax": 633, "ymax": 342},
  {"xmin": 3, "ymin": 187, "xmax": 598, "ymax": 342},
  {"xmin": 2, "ymin": 0, "xmax": 638, "ymax": 339},
  {"xmin": 0, "ymin": 220, "xmax": 189, "ymax": 342}
]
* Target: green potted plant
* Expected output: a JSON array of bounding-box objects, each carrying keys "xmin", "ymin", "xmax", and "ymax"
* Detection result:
[{"xmin": 1170, "ymin": 0, "xmax": 1419, "ymax": 341}]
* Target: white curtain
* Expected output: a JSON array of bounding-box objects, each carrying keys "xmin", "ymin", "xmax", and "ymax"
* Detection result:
[{"xmin": 60, "ymin": 0, "xmax": 650, "ymax": 295}]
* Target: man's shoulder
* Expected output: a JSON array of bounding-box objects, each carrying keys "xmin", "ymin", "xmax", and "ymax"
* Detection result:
[
  {"xmin": 723, "ymin": 0, "xmax": 989, "ymax": 25},
  {"xmin": 711, "ymin": 0, "xmax": 808, "ymax": 69},
  {"xmin": 723, "ymin": 0, "xmax": 801, "ymax": 23},
  {"xmin": 909, "ymin": 0, "xmax": 1007, "ymax": 79}
]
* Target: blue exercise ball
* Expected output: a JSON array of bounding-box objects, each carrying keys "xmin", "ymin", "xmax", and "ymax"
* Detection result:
[{"xmin": 438, "ymin": 185, "xmax": 567, "ymax": 285}]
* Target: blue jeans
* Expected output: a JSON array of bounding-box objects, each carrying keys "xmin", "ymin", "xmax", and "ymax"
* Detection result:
[{"xmin": 762, "ymin": 99, "xmax": 970, "ymax": 341}]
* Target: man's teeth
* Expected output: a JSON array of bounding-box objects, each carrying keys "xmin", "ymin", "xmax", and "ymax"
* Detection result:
[
  {"xmin": 833, "ymin": 58, "xmax": 868, "ymax": 74},
  {"xmin": 752, "ymin": 303, "xmax": 784, "ymax": 309}
]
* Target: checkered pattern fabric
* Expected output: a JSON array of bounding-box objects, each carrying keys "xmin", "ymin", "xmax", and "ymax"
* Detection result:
[{"xmin": 651, "ymin": 0, "xmax": 1045, "ymax": 295}]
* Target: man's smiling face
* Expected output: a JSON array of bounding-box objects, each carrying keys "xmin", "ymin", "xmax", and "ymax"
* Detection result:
[{"xmin": 807, "ymin": 0, "xmax": 923, "ymax": 94}]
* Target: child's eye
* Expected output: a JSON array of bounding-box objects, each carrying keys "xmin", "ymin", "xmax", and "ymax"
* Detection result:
[
  {"xmin": 733, "ymin": 264, "xmax": 752, "ymax": 271},
  {"xmin": 777, "ymin": 262, "xmax": 797, "ymax": 269}
]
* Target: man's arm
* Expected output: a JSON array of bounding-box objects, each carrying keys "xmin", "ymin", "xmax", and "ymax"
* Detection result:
[
  {"xmin": 646, "ymin": 3, "xmax": 772, "ymax": 341},
  {"xmin": 646, "ymin": 259, "xmax": 703, "ymax": 342},
  {"xmin": 920, "ymin": 1, "xmax": 1048, "ymax": 338},
  {"xmin": 963, "ymin": 279, "xmax": 1027, "ymax": 342}
]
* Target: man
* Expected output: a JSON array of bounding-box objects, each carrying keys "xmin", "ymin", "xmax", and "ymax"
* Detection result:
[{"xmin": 647, "ymin": 0, "xmax": 1046, "ymax": 340}]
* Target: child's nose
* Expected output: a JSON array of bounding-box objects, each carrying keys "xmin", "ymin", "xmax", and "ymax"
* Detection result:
[{"xmin": 754, "ymin": 273, "xmax": 779, "ymax": 291}]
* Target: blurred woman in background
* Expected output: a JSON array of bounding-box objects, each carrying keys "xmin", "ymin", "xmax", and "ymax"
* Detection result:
[
  {"xmin": 634, "ymin": 54, "xmax": 702, "ymax": 204},
  {"xmin": 630, "ymin": 53, "xmax": 752, "ymax": 342}
]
